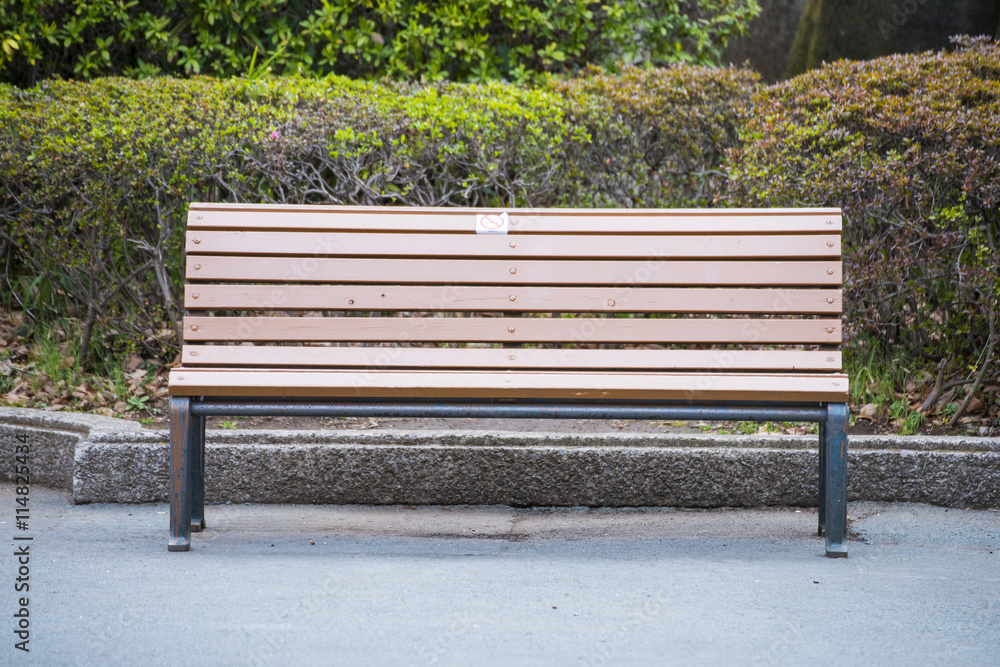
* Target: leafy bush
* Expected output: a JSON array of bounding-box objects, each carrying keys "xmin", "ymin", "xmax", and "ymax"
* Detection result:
[
  {"xmin": 8, "ymin": 36, "xmax": 996, "ymax": 407},
  {"xmin": 550, "ymin": 64, "xmax": 756, "ymax": 207},
  {"xmin": 0, "ymin": 65, "xmax": 754, "ymax": 364},
  {"xmin": 0, "ymin": 0, "xmax": 760, "ymax": 87},
  {"xmin": 727, "ymin": 36, "xmax": 1000, "ymax": 395}
]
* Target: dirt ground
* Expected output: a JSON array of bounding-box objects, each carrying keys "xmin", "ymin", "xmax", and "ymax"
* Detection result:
[
  {"xmin": 137, "ymin": 412, "xmax": 898, "ymax": 437},
  {"xmin": 144, "ymin": 414, "xmax": 703, "ymax": 434}
]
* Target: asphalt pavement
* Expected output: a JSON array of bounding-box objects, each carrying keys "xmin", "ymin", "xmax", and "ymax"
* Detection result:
[{"xmin": 1, "ymin": 483, "xmax": 997, "ymax": 666}]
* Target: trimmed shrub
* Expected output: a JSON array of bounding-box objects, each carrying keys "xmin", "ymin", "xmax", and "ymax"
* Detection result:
[
  {"xmin": 0, "ymin": 0, "xmax": 760, "ymax": 87},
  {"xmin": 727, "ymin": 37, "xmax": 1000, "ymax": 374},
  {"xmin": 550, "ymin": 64, "xmax": 757, "ymax": 207},
  {"xmin": 0, "ymin": 65, "xmax": 755, "ymax": 364}
]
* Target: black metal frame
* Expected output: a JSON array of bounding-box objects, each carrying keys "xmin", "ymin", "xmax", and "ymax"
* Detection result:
[{"xmin": 168, "ymin": 397, "xmax": 849, "ymax": 557}]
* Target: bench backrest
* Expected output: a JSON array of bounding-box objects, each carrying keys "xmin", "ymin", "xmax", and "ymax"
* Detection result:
[{"xmin": 178, "ymin": 204, "xmax": 845, "ymax": 402}]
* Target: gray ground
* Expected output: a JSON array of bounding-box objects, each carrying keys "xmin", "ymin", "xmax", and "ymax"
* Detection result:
[{"xmin": 1, "ymin": 483, "xmax": 997, "ymax": 666}]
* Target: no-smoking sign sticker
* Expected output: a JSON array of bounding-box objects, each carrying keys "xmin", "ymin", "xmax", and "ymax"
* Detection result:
[{"xmin": 476, "ymin": 212, "xmax": 508, "ymax": 235}]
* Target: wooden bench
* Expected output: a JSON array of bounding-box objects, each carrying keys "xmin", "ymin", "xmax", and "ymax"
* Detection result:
[{"xmin": 168, "ymin": 204, "xmax": 850, "ymax": 557}]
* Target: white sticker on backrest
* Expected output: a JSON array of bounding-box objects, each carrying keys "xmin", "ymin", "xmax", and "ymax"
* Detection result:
[{"xmin": 476, "ymin": 212, "xmax": 508, "ymax": 235}]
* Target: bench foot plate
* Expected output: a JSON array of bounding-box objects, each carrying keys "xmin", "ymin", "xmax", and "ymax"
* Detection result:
[
  {"xmin": 167, "ymin": 538, "xmax": 191, "ymax": 552},
  {"xmin": 825, "ymin": 545, "xmax": 849, "ymax": 558}
]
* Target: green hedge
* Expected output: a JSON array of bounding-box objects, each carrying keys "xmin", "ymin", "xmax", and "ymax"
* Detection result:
[
  {"xmin": 727, "ymin": 36, "xmax": 1000, "ymax": 372},
  {"xmin": 0, "ymin": 0, "xmax": 760, "ymax": 86},
  {"xmin": 0, "ymin": 64, "xmax": 754, "ymax": 362},
  {"xmin": 2, "ymin": 38, "xmax": 998, "ymax": 382}
]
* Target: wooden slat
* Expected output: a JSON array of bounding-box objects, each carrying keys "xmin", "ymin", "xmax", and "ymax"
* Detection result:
[
  {"xmin": 185, "ymin": 257, "xmax": 843, "ymax": 286},
  {"xmin": 184, "ymin": 285, "xmax": 843, "ymax": 314},
  {"xmin": 183, "ymin": 316, "xmax": 842, "ymax": 344},
  {"xmin": 188, "ymin": 205, "xmax": 842, "ymax": 234},
  {"xmin": 181, "ymin": 345, "xmax": 843, "ymax": 371},
  {"xmin": 186, "ymin": 231, "xmax": 841, "ymax": 259},
  {"xmin": 168, "ymin": 368, "xmax": 850, "ymax": 402}
]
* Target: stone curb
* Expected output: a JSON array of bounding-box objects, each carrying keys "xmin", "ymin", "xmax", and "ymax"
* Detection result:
[{"xmin": 2, "ymin": 407, "xmax": 998, "ymax": 508}]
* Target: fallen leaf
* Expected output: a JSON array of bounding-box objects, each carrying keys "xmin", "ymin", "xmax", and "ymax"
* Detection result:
[{"xmin": 859, "ymin": 403, "xmax": 877, "ymax": 420}]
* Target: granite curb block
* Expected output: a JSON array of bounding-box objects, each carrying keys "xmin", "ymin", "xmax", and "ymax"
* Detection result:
[{"xmin": 2, "ymin": 407, "xmax": 998, "ymax": 508}]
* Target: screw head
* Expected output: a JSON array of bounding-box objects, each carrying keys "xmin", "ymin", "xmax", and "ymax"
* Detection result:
[
  {"xmin": 191, "ymin": 325, "xmax": 199, "ymax": 331},
  {"xmin": 177, "ymin": 375, "xmax": 185, "ymax": 380},
  {"xmin": 508, "ymin": 354, "xmax": 515, "ymax": 360},
  {"xmin": 607, "ymin": 299, "xmax": 616, "ymax": 307},
  {"xmin": 193, "ymin": 238, "xmax": 201, "ymax": 244},
  {"xmin": 190, "ymin": 351, "xmax": 198, "ymax": 356},
  {"xmin": 827, "ymin": 298, "xmax": 834, "ymax": 303},
  {"xmin": 826, "ymin": 327, "xmax": 835, "ymax": 333},
  {"xmin": 192, "ymin": 293, "xmax": 199, "ymax": 299},
  {"xmin": 827, "ymin": 242, "xmax": 834, "ymax": 247},
  {"xmin": 827, "ymin": 269, "xmax": 834, "ymax": 275},
  {"xmin": 509, "ymin": 268, "xmax": 517, "ymax": 274},
  {"xmin": 508, "ymin": 327, "xmax": 515, "ymax": 333},
  {"xmin": 196, "ymin": 215, "xmax": 203, "ymax": 220},
  {"xmin": 348, "ymin": 299, "xmax": 355, "ymax": 305},
  {"xmin": 827, "ymin": 357, "xmax": 835, "ymax": 362},
  {"xmin": 833, "ymin": 382, "xmax": 840, "ymax": 386},
  {"xmin": 509, "ymin": 295, "xmax": 516, "ymax": 302},
  {"xmin": 193, "ymin": 264, "xmax": 201, "ymax": 270},
  {"xmin": 509, "ymin": 241, "xmax": 516, "ymax": 248}
]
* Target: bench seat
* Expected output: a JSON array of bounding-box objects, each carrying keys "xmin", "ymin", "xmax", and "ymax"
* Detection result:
[{"xmin": 169, "ymin": 369, "xmax": 849, "ymax": 402}]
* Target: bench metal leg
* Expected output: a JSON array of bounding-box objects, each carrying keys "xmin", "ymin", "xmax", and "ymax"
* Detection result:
[
  {"xmin": 818, "ymin": 420, "xmax": 826, "ymax": 536},
  {"xmin": 168, "ymin": 397, "xmax": 195, "ymax": 552},
  {"xmin": 190, "ymin": 413, "xmax": 206, "ymax": 532},
  {"xmin": 822, "ymin": 403, "xmax": 849, "ymax": 558}
]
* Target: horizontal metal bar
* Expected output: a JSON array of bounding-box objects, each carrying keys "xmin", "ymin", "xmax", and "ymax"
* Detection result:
[{"xmin": 190, "ymin": 401, "xmax": 828, "ymax": 423}]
